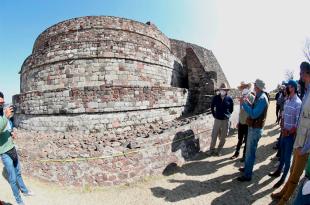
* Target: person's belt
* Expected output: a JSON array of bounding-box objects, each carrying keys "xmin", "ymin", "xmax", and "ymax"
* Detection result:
[
  {"xmin": 281, "ymin": 129, "xmax": 296, "ymax": 137},
  {"xmin": 282, "ymin": 129, "xmax": 290, "ymax": 136}
]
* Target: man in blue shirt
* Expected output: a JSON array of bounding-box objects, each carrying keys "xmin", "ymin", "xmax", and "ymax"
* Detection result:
[
  {"xmin": 208, "ymin": 83, "xmax": 234, "ymax": 156},
  {"xmin": 237, "ymin": 79, "xmax": 269, "ymax": 182},
  {"xmin": 269, "ymin": 80, "xmax": 301, "ymax": 188}
]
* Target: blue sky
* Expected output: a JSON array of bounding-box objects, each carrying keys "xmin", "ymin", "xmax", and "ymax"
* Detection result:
[
  {"xmin": 1, "ymin": 0, "xmax": 310, "ymax": 101},
  {"xmin": 0, "ymin": 0, "xmax": 217, "ymax": 101}
]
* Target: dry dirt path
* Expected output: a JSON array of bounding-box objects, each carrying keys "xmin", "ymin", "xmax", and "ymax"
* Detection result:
[{"xmin": 1, "ymin": 101, "xmax": 297, "ymax": 205}]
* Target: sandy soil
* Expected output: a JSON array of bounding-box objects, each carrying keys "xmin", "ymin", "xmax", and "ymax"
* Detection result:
[{"xmin": 0, "ymin": 101, "xmax": 297, "ymax": 205}]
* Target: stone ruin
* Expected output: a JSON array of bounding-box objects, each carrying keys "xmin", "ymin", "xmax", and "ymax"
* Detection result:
[{"xmin": 12, "ymin": 16, "xmax": 234, "ymax": 186}]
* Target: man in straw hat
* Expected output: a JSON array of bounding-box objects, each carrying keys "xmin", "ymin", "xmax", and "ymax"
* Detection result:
[
  {"xmin": 230, "ymin": 82, "xmax": 255, "ymax": 161},
  {"xmin": 208, "ymin": 83, "xmax": 234, "ymax": 156},
  {"xmin": 237, "ymin": 79, "xmax": 269, "ymax": 182}
]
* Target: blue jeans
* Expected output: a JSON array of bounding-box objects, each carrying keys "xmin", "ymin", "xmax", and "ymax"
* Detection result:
[
  {"xmin": 294, "ymin": 179, "xmax": 310, "ymax": 205},
  {"xmin": 244, "ymin": 127, "xmax": 263, "ymax": 179},
  {"xmin": 1, "ymin": 151, "xmax": 28, "ymax": 204},
  {"xmin": 278, "ymin": 135, "xmax": 294, "ymax": 180}
]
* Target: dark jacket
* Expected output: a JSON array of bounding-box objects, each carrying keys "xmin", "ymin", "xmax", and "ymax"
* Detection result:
[
  {"xmin": 275, "ymin": 91, "xmax": 281, "ymax": 101},
  {"xmin": 211, "ymin": 94, "xmax": 234, "ymax": 120}
]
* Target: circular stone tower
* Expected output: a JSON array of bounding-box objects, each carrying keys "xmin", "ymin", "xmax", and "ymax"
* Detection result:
[{"xmin": 14, "ymin": 16, "xmax": 188, "ymax": 132}]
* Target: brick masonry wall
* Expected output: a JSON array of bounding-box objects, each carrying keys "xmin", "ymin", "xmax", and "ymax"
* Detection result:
[
  {"xmin": 32, "ymin": 16, "xmax": 170, "ymax": 53},
  {"xmin": 15, "ymin": 16, "xmax": 187, "ymax": 132},
  {"xmin": 20, "ymin": 58, "xmax": 180, "ymax": 93},
  {"xmin": 14, "ymin": 107, "xmax": 185, "ymax": 132},
  {"xmin": 16, "ymin": 104, "xmax": 239, "ymax": 186},
  {"xmin": 13, "ymin": 16, "xmax": 236, "ymax": 187},
  {"xmin": 16, "ymin": 113, "xmax": 213, "ymax": 186},
  {"xmin": 21, "ymin": 17, "xmax": 174, "ymax": 93},
  {"xmin": 170, "ymin": 39, "xmax": 230, "ymax": 89},
  {"xmin": 14, "ymin": 86, "xmax": 187, "ymax": 115}
]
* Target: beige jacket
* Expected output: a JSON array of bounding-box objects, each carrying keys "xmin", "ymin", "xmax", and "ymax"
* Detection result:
[{"xmin": 294, "ymin": 89, "xmax": 310, "ymax": 149}]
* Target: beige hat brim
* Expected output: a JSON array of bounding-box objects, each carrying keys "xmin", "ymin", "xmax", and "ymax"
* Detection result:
[
  {"xmin": 238, "ymin": 83, "xmax": 252, "ymax": 90},
  {"xmin": 216, "ymin": 88, "xmax": 230, "ymax": 91}
]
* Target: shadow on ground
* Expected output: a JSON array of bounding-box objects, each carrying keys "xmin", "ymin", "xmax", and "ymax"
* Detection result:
[
  {"xmin": 152, "ymin": 134, "xmax": 279, "ymax": 204},
  {"xmin": 1, "ymin": 202, "xmax": 13, "ymax": 205}
]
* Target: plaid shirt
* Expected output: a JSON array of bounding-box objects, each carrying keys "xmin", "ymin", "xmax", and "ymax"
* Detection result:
[{"xmin": 283, "ymin": 94, "xmax": 302, "ymax": 130}]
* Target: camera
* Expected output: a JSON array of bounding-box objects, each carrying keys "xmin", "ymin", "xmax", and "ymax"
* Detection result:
[
  {"xmin": 3, "ymin": 104, "xmax": 17, "ymax": 113},
  {"xmin": 10, "ymin": 105, "xmax": 17, "ymax": 112}
]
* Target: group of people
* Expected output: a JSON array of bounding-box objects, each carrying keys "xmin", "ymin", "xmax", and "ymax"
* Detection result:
[
  {"xmin": 1, "ymin": 61, "xmax": 310, "ymax": 204},
  {"xmin": 209, "ymin": 61, "xmax": 310, "ymax": 204},
  {"xmin": 0, "ymin": 92, "xmax": 33, "ymax": 205}
]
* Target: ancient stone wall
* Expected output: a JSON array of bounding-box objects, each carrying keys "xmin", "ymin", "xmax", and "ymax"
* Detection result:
[
  {"xmin": 14, "ymin": 16, "xmax": 187, "ymax": 132},
  {"xmin": 13, "ymin": 16, "xmax": 235, "ymax": 186},
  {"xmin": 170, "ymin": 39, "xmax": 230, "ymax": 89},
  {"xmin": 16, "ymin": 112, "xmax": 215, "ymax": 186}
]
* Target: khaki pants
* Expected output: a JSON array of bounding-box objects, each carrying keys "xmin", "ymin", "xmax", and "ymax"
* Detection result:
[
  {"xmin": 278, "ymin": 149, "xmax": 309, "ymax": 204},
  {"xmin": 210, "ymin": 118, "xmax": 229, "ymax": 152}
]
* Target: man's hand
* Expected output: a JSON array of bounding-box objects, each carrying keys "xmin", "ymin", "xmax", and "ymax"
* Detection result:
[
  {"xmin": 11, "ymin": 130, "xmax": 17, "ymax": 139},
  {"xmin": 4, "ymin": 107, "xmax": 13, "ymax": 118},
  {"xmin": 297, "ymin": 147, "xmax": 304, "ymax": 156},
  {"xmin": 289, "ymin": 127, "xmax": 297, "ymax": 136}
]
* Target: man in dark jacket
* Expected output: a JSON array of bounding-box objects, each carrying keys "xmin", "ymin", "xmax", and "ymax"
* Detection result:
[{"xmin": 208, "ymin": 83, "xmax": 234, "ymax": 156}]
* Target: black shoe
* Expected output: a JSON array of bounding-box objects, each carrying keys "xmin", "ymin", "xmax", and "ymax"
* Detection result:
[
  {"xmin": 206, "ymin": 151, "xmax": 214, "ymax": 157},
  {"xmin": 270, "ymin": 192, "xmax": 282, "ymax": 199},
  {"xmin": 268, "ymin": 170, "xmax": 281, "ymax": 177},
  {"xmin": 213, "ymin": 150, "xmax": 221, "ymax": 156},
  {"xmin": 237, "ymin": 176, "xmax": 251, "ymax": 182},
  {"xmin": 239, "ymin": 167, "xmax": 245, "ymax": 172},
  {"xmin": 230, "ymin": 154, "xmax": 239, "ymax": 159},
  {"xmin": 273, "ymin": 179, "xmax": 284, "ymax": 188}
]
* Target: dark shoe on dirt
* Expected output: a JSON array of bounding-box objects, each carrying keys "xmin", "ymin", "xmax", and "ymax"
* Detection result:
[
  {"xmin": 270, "ymin": 192, "xmax": 282, "ymax": 200},
  {"xmin": 230, "ymin": 154, "xmax": 239, "ymax": 159},
  {"xmin": 273, "ymin": 179, "xmax": 285, "ymax": 188},
  {"xmin": 237, "ymin": 176, "xmax": 251, "ymax": 182},
  {"xmin": 268, "ymin": 170, "xmax": 281, "ymax": 178}
]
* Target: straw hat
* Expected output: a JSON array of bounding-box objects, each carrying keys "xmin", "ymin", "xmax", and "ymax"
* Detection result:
[
  {"xmin": 237, "ymin": 81, "xmax": 252, "ymax": 90},
  {"xmin": 217, "ymin": 83, "xmax": 230, "ymax": 91}
]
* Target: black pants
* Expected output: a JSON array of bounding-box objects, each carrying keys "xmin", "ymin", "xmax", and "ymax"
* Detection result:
[
  {"xmin": 276, "ymin": 134, "xmax": 282, "ymax": 157},
  {"xmin": 235, "ymin": 123, "xmax": 248, "ymax": 157},
  {"xmin": 276, "ymin": 104, "xmax": 281, "ymax": 122}
]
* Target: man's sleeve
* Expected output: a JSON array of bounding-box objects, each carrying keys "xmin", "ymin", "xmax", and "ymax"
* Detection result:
[
  {"xmin": 275, "ymin": 92, "xmax": 279, "ymax": 100},
  {"xmin": 229, "ymin": 97, "xmax": 234, "ymax": 114},
  {"xmin": 0, "ymin": 115, "xmax": 8, "ymax": 133},
  {"xmin": 301, "ymin": 133, "xmax": 310, "ymax": 154},
  {"xmin": 211, "ymin": 96, "xmax": 216, "ymax": 117},
  {"xmin": 242, "ymin": 97, "xmax": 267, "ymax": 119},
  {"xmin": 294, "ymin": 102, "xmax": 302, "ymax": 128}
]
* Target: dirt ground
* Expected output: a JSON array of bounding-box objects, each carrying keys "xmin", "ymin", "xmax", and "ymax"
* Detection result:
[{"xmin": 0, "ymin": 101, "xmax": 300, "ymax": 205}]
